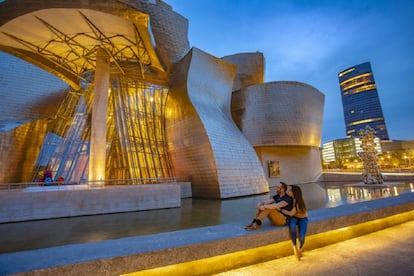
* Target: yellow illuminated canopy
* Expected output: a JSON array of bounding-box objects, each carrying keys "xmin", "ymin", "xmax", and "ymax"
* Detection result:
[{"xmin": 0, "ymin": 8, "xmax": 164, "ymax": 89}]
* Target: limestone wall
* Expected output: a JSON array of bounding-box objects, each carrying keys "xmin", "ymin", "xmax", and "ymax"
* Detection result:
[
  {"xmin": 256, "ymin": 145, "xmax": 323, "ymax": 187},
  {"xmin": 0, "ymin": 184, "xmax": 181, "ymax": 223}
]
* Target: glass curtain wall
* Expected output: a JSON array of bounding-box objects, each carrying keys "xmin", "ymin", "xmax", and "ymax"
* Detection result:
[
  {"xmin": 107, "ymin": 76, "xmax": 173, "ymax": 182},
  {"xmin": 32, "ymin": 89, "xmax": 91, "ymax": 183},
  {"xmin": 32, "ymin": 77, "xmax": 173, "ymax": 184}
]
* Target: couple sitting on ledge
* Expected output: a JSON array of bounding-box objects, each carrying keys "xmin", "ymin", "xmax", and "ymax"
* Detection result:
[{"xmin": 245, "ymin": 181, "xmax": 309, "ymax": 260}]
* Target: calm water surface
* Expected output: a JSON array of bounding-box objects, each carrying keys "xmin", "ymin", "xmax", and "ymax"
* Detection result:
[{"xmin": 0, "ymin": 182, "xmax": 413, "ymax": 254}]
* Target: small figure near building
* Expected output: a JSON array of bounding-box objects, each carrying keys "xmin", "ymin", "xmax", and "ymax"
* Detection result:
[{"xmin": 56, "ymin": 176, "xmax": 64, "ymax": 185}]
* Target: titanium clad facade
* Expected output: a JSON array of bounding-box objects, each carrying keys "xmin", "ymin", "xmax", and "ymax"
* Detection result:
[
  {"xmin": 0, "ymin": 0, "xmax": 325, "ymax": 199},
  {"xmin": 0, "ymin": 53, "xmax": 67, "ymax": 130},
  {"xmin": 0, "ymin": 53, "xmax": 68, "ymax": 183},
  {"xmin": 167, "ymin": 48, "xmax": 269, "ymax": 198},
  {"xmin": 118, "ymin": 0, "xmax": 190, "ymax": 65},
  {"xmin": 232, "ymin": 81, "xmax": 324, "ymax": 147},
  {"xmin": 222, "ymin": 52, "xmax": 265, "ymax": 91},
  {"xmin": 0, "ymin": 120, "xmax": 49, "ymax": 183},
  {"xmin": 338, "ymin": 62, "xmax": 389, "ymax": 140},
  {"xmin": 231, "ymin": 81, "xmax": 325, "ymax": 185}
]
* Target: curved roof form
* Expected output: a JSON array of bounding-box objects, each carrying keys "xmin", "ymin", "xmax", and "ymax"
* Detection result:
[
  {"xmin": 232, "ymin": 81, "xmax": 325, "ymax": 147},
  {"xmin": 0, "ymin": 0, "xmax": 186, "ymax": 89},
  {"xmin": 222, "ymin": 52, "xmax": 265, "ymax": 91}
]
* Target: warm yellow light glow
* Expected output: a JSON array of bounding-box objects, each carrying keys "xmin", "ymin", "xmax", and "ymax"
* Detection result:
[
  {"xmin": 341, "ymin": 78, "xmax": 371, "ymax": 91},
  {"xmin": 351, "ymin": 83, "xmax": 376, "ymax": 94},
  {"xmin": 338, "ymin": 67, "xmax": 355, "ymax": 77},
  {"xmin": 339, "ymin": 72, "xmax": 372, "ymax": 87},
  {"xmin": 106, "ymin": 82, "xmax": 170, "ymax": 180},
  {"xmin": 121, "ymin": 210, "xmax": 414, "ymax": 276},
  {"xmin": 121, "ymin": 240, "xmax": 293, "ymax": 276},
  {"xmin": 347, "ymin": 117, "xmax": 384, "ymax": 127},
  {"xmin": 89, "ymin": 163, "xmax": 106, "ymax": 182}
]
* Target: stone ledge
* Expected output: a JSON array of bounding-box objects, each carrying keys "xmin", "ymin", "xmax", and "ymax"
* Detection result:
[{"xmin": 0, "ymin": 192, "xmax": 413, "ymax": 275}]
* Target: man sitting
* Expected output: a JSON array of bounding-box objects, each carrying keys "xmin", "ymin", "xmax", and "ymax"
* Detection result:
[{"xmin": 245, "ymin": 181, "xmax": 293, "ymax": 230}]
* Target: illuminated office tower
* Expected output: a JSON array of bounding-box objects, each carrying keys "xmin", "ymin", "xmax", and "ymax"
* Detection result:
[{"xmin": 338, "ymin": 62, "xmax": 389, "ymax": 140}]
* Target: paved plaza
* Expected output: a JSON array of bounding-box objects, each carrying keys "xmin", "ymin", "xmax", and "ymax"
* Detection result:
[{"xmin": 215, "ymin": 220, "xmax": 414, "ymax": 276}]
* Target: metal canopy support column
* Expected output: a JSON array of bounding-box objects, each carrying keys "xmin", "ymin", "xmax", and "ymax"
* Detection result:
[{"xmin": 89, "ymin": 48, "xmax": 110, "ymax": 182}]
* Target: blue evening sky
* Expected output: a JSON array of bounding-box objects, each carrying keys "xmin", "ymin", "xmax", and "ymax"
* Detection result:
[
  {"xmin": 165, "ymin": 0, "xmax": 414, "ymax": 143},
  {"xmin": 1, "ymin": 0, "xmax": 413, "ymax": 144}
]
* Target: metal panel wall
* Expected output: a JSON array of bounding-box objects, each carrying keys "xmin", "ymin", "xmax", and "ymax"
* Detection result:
[
  {"xmin": 0, "ymin": 119, "xmax": 48, "ymax": 183},
  {"xmin": 167, "ymin": 48, "xmax": 269, "ymax": 199},
  {"xmin": 232, "ymin": 81, "xmax": 325, "ymax": 147},
  {"xmin": 222, "ymin": 52, "xmax": 265, "ymax": 91},
  {"xmin": 232, "ymin": 81, "xmax": 325, "ymax": 186},
  {"xmin": 0, "ymin": 53, "xmax": 67, "ymax": 129}
]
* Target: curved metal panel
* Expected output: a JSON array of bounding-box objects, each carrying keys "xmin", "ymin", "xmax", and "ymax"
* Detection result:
[
  {"xmin": 167, "ymin": 48, "xmax": 269, "ymax": 199},
  {"xmin": 0, "ymin": 119, "xmax": 49, "ymax": 183},
  {"xmin": 0, "ymin": 52, "xmax": 67, "ymax": 130},
  {"xmin": 232, "ymin": 81, "xmax": 325, "ymax": 147},
  {"xmin": 222, "ymin": 52, "xmax": 265, "ymax": 91},
  {"xmin": 124, "ymin": 0, "xmax": 191, "ymax": 66}
]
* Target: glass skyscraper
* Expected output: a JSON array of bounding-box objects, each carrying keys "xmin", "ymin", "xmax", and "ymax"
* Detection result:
[{"xmin": 338, "ymin": 62, "xmax": 389, "ymax": 140}]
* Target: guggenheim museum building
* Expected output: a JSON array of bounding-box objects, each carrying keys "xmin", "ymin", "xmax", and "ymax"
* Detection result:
[{"xmin": 0, "ymin": 0, "xmax": 324, "ymax": 199}]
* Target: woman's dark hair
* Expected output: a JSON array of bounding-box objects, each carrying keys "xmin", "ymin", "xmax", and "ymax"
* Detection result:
[{"xmin": 291, "ymin": 185, "xmax": 306, "ymax": 212}]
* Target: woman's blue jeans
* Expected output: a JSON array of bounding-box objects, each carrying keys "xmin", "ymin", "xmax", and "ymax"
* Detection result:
[{"xmin": 288, "ymin": 216, "xmax": 308, "ymax": 249}]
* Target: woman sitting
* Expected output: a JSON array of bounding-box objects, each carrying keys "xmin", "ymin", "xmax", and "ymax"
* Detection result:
[{"xmin": 280, "ymin": 185, "xmax": 308, "ymax": 260}]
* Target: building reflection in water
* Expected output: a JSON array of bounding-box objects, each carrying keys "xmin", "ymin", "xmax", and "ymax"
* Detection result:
[
  {"xmin": 325, "ymin": 182, "xmax": 413, "ymax": 208},
  {"xmin": 0, "ymin": 182, "xmax": 412, "ymax": 254}
]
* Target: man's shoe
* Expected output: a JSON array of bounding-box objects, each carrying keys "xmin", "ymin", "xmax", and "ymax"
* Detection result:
[
  {"xmin": 246, "ymin": 223, "xmax": 261, "ymax": 231},
  {"xmin": 244, "ymin": 221, "xmax": 255, "ymax": 229}
]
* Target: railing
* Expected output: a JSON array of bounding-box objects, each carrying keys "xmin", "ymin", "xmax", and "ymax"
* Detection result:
[
  {"xmin": 0, "ymin": 177, "xmax": 188, "ymax": 192},
  {"xmin": 322, "ymin": 168, "xmax": 414, "ymax": 173},
  {"xmin": 89, "ymin": 177, "xmax": 179, "ymax": 186},
  {"xmin": 0, "ymin": 182, "xmax": 76, "ymax": 191}
]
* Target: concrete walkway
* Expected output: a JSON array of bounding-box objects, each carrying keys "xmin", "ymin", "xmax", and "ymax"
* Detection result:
[{"xmin": 215, "ymin": 220, "xmax": 414, "ymax": 276}]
